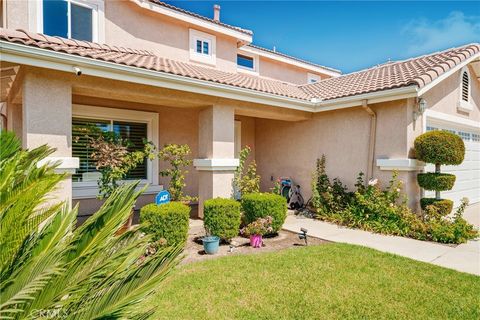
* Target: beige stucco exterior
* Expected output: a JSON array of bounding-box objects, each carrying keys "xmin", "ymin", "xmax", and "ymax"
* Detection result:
[{"xmin": 0, "ymin": 0, "xmax": 335, "ymax": 83}]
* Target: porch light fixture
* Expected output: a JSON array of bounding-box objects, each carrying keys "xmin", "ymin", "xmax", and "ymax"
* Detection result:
[{"xmin": 413, "ymin": 98, "xmax": 427, "ymax": 120}]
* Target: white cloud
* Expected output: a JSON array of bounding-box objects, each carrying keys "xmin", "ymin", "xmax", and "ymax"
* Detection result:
[{"xmin": 403, "ymin": 11, "xmax": 480, "ymax": 55}]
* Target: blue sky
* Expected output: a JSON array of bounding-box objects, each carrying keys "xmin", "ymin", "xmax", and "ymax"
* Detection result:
[{"xmin": 168, "ymin": 1, "xmax": 480, "ymax": 73}]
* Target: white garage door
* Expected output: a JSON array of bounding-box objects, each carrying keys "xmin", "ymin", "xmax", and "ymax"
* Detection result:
[{"xmin": 424, "ymin": 123, "xmax": 480, "ymax": 206}]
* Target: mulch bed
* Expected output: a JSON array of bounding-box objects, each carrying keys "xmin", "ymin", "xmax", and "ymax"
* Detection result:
[{"xmin": 181, "ymin": 219, "xmax": 329, "ymax": 265}]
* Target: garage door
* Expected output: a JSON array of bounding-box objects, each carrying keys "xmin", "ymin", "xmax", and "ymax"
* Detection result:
[{"xmin": 424, "ymin": 124, "xmax": 480, "ymax": 206}]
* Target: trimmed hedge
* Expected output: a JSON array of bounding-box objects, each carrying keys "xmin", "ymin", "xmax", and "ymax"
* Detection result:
[
  {"xmin": 140, "ymin": 202, "xmax": 190, "ymax": 245},
  {"xmin": 414, "ymin": 131, "xmax": 465, "ymax": 165},
  {"xmin": 417, "ymin": 173, "xmax": 456, "ymax": 191},
  {"xmin": 420, "ymin": 198, "xmax": 454, "ymax": 216},
  {"xmin": 241, "ymin": 193, "xmax": 287, "ymax": 233},
  {"xmin": 204, "ymin": 198, "xmax": 241, "ymax": 241}
]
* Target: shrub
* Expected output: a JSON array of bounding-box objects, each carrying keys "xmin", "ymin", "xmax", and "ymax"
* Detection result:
[
  {"xmin": 311, "ymin": 155, "xmax": 353, "ymax": 215},
  {"xmin": 141, "ymin": 202, "xmax": 190, "ymax": 245},
  {"xmin": 420, "ymin": 198, "xmax": 454, "ymax": 216},
  {"xmin": 159, "ymin": 144, "xmax": 194, "ymax": 201},
  {"xmin": 417, "ymin": 173, "xmax": 456, "ymax": 191},
  {"xmin": 414, "ymin": 131, "xmax": 465, "ymax": 165},
  {"xmin": 0, "ymin": 131, "xmax": 180, "ymax": 319},
  {"xmin": 233, "ymin": 146, "xmax": 260, "ymax": 198},
  {"xmin": 203, "ymin": 198, "xmax": 241, "ymax": 241},
  {"xmin": 241, "ymin": 193, "xmax": 287, "ymax": 233}
]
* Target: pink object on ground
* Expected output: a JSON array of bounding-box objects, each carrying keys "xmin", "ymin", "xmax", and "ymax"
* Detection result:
[{"xmin": 250, "ymin": 234, "xmax": 263, "ymax": 248}]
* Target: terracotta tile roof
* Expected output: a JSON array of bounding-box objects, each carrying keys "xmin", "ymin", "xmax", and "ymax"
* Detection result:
[
  {"xmin": 147, "ymin": 1, "xmax": 253, "ymax": 35},
  {"xmin": 300, "ymin": 44, "xmax": 480, "ymax": 101},
  {"xmin": 0, "ymin": 28, "xmax": 309, "ymax": 100},
  {"xmin": 246, "ymin": 44, "xmax": 341, "ymax": 74},
  {"xmin": 1, "ymin": 28, "xmax": 478, "ymax": 103}
]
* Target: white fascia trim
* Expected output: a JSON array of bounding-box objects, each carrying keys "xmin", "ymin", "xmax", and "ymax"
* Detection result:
[
  {"xmin": 73, "ymin": 183, "xmax": 163, "ymax": 199},
  {"xmin": 313, "ymin": 86, "xmax": 419, "ymax": 112},
  {"xmin": 425, "ymin": 109, "xmax": 480, "ymax": 132},
  {"xmin": 417, "ymin": 52, "xmax": 480, "ymax": 97},
  {"xmin": 0, "ymin": 41, "xmax": 314, "ymax": 112},
  {"xmin": 37, "ymin": 156, "xmax": 80, "ymax": 174},
  {"xmin": 376, "ymin": 158, "xmax": 425, "ymax": 171},
  {"xmin": 193, "ymin": 158, "xmax": 239, "ymax": 171},
  {"xmin": 132, "ymin": 0, "xmax": 252, "ymax": 43},
  {"xmin": 240, "ymin": 46, "xmax": 341, "ymax": 77}
]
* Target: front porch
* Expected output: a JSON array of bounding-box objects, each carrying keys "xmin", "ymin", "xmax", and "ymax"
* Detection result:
[{"xmin": 2, "ymin": 64, "xmax": 312, "ymax": 218}]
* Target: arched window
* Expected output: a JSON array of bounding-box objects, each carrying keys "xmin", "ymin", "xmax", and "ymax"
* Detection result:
[{"xmin": 461, "ymin": 70, "xmax": 470, "ymax": 102}]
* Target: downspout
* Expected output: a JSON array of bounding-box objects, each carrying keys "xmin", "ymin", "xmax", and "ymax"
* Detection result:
[{"xmin": 362, "ymin": 100, "xmax": 377, "ymax": 182}]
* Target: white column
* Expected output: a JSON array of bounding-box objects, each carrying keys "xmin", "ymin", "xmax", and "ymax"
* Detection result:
[
  {"xmin": 194, "ymin": 105, "xmax": 239, "ymax": 217},
  {"xmin": 22, "ymin": 72, "xmax": 78, "ymax": 205}
]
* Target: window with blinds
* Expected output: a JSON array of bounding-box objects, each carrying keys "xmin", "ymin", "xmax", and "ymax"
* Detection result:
[
  {"xmin": 461, "ymin": 71, "xmax": 469, "ymax": 102},
  {"xmin": 72, "ymin": 117, "xmax": 148, "ymax": 183}
]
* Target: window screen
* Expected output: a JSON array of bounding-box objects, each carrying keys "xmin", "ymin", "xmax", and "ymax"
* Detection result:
[{"xmin": 71, "ymin": 3, "xmax": 93, "ymax": 41}]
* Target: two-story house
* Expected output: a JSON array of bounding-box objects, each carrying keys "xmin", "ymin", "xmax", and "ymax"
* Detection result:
[{"xmin": 1, "ymin": 0, "xmax": 479, "ymax": 218}]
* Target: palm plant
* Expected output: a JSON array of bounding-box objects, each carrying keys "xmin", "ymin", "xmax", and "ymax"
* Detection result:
[{"xmin": 0, "ymin": 131, "xmax": 181, "ymax": 319}]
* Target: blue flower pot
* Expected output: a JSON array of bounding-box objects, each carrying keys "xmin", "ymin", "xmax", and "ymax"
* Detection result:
[{"xmin": 202, "ymin": 236, "xmax": 220, "ymax": 254}]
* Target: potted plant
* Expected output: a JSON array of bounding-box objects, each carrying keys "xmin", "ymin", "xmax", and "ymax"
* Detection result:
[
  {"xmin": 240, "ymin": 216, "xmax": 273, "ymax": 248},
  {"xmin": 202, "ymin": 228, "xmax": 220, "ymax": 254}
]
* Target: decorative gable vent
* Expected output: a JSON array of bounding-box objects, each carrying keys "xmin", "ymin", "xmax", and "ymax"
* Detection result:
[{"xmin": 461, "ymin": 71, "xmax": 469, "ymax": 102}]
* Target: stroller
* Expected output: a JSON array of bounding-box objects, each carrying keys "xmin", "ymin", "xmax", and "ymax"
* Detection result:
[{"xmin": 278, "ymin": 177, "xmax": 305, "ymax": 210}]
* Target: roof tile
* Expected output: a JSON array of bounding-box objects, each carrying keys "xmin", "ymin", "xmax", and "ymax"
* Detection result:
[{"xmin": 1, "ymin": 28, "xmax": 478, "ymax": 102}]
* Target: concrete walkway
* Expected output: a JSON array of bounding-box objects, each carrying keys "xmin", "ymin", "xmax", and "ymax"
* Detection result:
[{"xmin": 283, "ymin": 214, "xmax": 480, "ymax": 276}]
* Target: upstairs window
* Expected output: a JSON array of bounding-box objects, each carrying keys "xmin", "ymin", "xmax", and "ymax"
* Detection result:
[
  {"xmin": 189, "ymin": 29, "xmax": 216, "ymax": 65},
  {"xmin": 41, "ymin": 0, "xmax": 101, "ymax": 42},
  {"xmin": 461, "ymin": 70, "xmax": 470, "ymax": 102},
  {"xmin": 237, "ymin": 54, "xmax": 254, "ymax": 70},
  {"xmin": 196, "ymin": 39, "xmax": 210, "ymax": 55},
  {"xmin": 307, "ymin": 73, "xmax": 321, "ymax": 84}
]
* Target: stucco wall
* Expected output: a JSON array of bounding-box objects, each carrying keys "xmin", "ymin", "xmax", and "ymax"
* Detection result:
[
  {"xmin": 255, "ymin": 100, "xmax": 416, "ymax": 204},
  {"xmin": 105, "ymin": 1, "xmax": 238, "ymax": 72},
  {"xmin": 257, "ymin": 56, "xmax": 328, "ymax": 85},
  {"xmin": 422, "ymin": 66, "xmax": 480, "ymax": 121}
]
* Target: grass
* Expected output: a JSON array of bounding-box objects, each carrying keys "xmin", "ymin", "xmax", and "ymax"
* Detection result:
[{"xmin": 147, "ymin": 243, "xmax": 480, "ymax": 319}]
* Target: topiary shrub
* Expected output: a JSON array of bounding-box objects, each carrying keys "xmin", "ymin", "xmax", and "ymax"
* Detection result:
[
  {"xmin": 203, "ymin": 198, "xmax": 241, "ymax": 241},
  {"xmin": 420, "ymin": 198, "xmax": 454, "ymax": 216},
  {"xmin": 414, "ymin": 131, "xmax": 465, "ymax": 165},
  {"xmin": 414, "ymin": 130, "xmax": 465, "ymax": 215},
  {"xmin": 417, "ymin": 173, "xmax": 456, "ymax": 191},
  {"xmin": 140, "ymin": 202, "xmax": 190, "ymax": 245},
  {"xmin": 241, "ymin": 193, "xmax": 287, "ymax": 233}
]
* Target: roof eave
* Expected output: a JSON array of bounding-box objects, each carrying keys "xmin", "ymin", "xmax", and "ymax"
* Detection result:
[
  {"xmin": 313, "ymin": 86, "xmax": 419, "ymax": 112},
  {"xmin": 0, "ymin": 41, "xmax": 313, "ymax": 111},
  {"xmin": 133, "ymin": 0, "xmax": 253, "ymax": 43}
]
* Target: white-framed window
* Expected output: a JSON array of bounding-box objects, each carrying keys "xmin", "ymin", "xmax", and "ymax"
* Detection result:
[
  {"xmin": 36, "ymin": 0, "xmax": 105, "ymax": 42},
  {"xmin": 72, "ymin": 105, "xmax": 160, "ymax": 199},
  {"xmin": 189, "ymin": 29, "xmax": 216, "ymax": 66},
  {"xmin": 236, "ymin": 51, "xmax": 259, "ymax": 75},
  {"xmin": 307, "ymin": 73, "xmax": 321, "ymax": 84},
  {"xmin": 458, "ymin": 67, "xmax": 472, "ymax": 113}
]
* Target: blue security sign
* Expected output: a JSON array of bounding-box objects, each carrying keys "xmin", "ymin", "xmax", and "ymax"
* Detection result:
[{"xmin": 155, "ymin": 190, "xmax": 171, "ymax": 205}]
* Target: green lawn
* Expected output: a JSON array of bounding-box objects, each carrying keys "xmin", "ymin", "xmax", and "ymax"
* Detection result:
[{"xmin": 148, "ymin": 244, "xmax": 480, "ymax": 319}]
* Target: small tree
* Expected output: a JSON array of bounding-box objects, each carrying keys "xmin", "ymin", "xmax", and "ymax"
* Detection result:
[
  {"xmin": 88, "ymin": 131, "xmax": 156, "ymax": 199},
  {"xmin": 233, "ymin": 146, "xmax": 260, "ymax": 198},
  {"xmin": 414, "ymin": 131, "xmax": 465, "ymax": 215},
  {"xmin": 159, "ymin": 144, "xmax": 192, "ymax": 201}
]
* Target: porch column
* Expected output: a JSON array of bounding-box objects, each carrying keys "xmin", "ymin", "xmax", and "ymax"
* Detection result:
[
  {"xmin": 22, "ymin": 72, "xmax": 78, "ymax": 205},
  {"xmin": 194, "ymin": 105, "xmax": 239, "ymax": 217}
]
